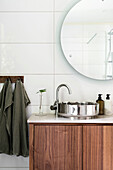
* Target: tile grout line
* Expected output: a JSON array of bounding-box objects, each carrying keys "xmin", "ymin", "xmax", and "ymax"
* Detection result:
[
  {"xmin": 0, "ymin": 11, "xmax": 67, "ymax": 13},
  {"xmin": 0, "ymin": 42, "xmax": 55, "ymax": 44},
  {"xmin": 0, "ymin": 73, "xmax": 75, "ymax": 76},
  {"xmin": 0, "ymin": 11, "xmax": 54, "ymax": 13}
]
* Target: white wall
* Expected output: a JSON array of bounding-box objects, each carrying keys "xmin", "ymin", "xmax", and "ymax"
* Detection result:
[{"xmin": 0, "ymin": 0, "xmax": 113, "ymax": 169}]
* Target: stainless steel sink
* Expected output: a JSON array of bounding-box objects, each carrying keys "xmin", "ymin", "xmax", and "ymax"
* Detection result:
[
  {"xmin": 50, "ymin": 84, "xmax": 99, "ymax": 119},
  {"xmin": 58, "ymin": 102, "xmax": 99, "ymax": 119}
]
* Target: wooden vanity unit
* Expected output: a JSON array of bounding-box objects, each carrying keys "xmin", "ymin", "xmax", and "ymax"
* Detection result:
[{"xmin": 28, "ymin": 115, "xmax": 113, "ymax": 170}]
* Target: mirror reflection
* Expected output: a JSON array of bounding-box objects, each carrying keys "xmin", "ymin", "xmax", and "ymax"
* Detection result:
[{"xmin": 61, "ymin": 0, "xmax": 113, "ymax": 80}]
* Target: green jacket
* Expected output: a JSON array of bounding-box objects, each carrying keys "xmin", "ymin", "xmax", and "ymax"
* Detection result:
[
  {"xmin": 12, "ymin": 79, "xmax": 30, "ymax": 157},
  {"xmin": 0, "ymin": 79, "xmax": 13, "ymax": 154}
]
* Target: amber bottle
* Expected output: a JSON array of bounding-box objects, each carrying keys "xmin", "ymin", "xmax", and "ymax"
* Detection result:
[{"xmin": 96, "ymin": 94, "xmax": 104, "ymax": 115}]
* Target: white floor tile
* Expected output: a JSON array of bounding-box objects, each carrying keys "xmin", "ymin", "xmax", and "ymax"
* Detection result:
[
  {"xmin": 0, "ymin": 168, "xmax": 29, "ymax": 170},
  {"xmin": 0, "ymin": 154, "xmax": 29, "ymax": 167}
]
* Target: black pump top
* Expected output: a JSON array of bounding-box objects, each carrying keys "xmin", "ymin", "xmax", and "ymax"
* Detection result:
[
  {"xmin": 106, "ymin": 94, "xmax": 111, "ymax": 100},
  {"xmin": 98, "ymin": 94, "xmax": 103, "ymax": 100}
]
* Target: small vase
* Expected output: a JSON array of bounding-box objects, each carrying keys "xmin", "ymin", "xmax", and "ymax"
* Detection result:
[{"xmin": 39, "ymin": 93, "xmax": 43, "ymax": 114}]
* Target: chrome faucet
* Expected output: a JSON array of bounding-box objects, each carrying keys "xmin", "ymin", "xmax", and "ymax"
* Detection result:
[{"xmin": 50, "ymin": 84, "xmax": 72, "ymax": 117}]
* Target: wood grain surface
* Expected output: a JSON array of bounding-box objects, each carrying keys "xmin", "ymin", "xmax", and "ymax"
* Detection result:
[
  {"xmin": 33, "ymin": 125, "xmax": 83, "ymax": 170},
  {"xmin": 83, "ymin": 126, "xmax": 113, "ymax": 170},
  {"xmin": 29, "ymin": 124, "xmax": 113, "ymax": 170},
  {"xmin": 0, "ymin": 76, "xmax": 24, "ymax": 83},
  {"xmin": 29, "ymin": 124, "xmax": 34, "ymax": 170}
]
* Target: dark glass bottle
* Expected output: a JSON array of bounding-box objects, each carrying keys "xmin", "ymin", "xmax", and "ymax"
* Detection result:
[{"xmin": 96, "ymin": 94, "xmax": 104, "ymax": 115}]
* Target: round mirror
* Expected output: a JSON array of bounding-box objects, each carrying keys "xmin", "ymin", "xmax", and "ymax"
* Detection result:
[{"xmin": 60, "ymin": 0, "xmax": 113, "ymax": 80}]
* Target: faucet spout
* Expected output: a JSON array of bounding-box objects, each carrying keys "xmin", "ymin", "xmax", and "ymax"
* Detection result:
[
  {"xmin": 56, "ymin": 84, "xmax": 71, "ymax": 103},
  {"xmin": 55, "ymin": 84, "xmax": 72, "ymax": 117},
  {"xmin": 50, "ymin": 84, "xmax": 72, "ymax": 117}
]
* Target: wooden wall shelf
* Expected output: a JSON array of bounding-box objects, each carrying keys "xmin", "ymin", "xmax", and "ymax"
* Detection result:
[{"xmin": 0, "ymin": 76, "xmax": 24, "ymax": 83}]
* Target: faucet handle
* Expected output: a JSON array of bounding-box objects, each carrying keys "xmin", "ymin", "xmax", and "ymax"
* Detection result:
[
  {"xmin": 50, "ymin": 105, "xmax": 57, "ymax": 110},
  {"xmin": 50, "ymin": 101, "xmax": 57, "ymax": 110}
]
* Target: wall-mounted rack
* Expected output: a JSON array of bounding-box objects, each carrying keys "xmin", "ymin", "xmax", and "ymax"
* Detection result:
[{"xmin": 0, "ymin": 76, "xmax": 24, "ymax": 83}]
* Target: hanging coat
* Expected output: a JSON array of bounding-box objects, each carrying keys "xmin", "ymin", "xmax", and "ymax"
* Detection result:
[
  {"xmin": 12, "ymin": 79, "xmax": 30, "ymax": 157},
  {"xmin": 0, "ymin": 79, "xmax": 13, "ymax": 154}
]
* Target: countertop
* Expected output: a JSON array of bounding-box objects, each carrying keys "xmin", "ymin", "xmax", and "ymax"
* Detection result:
[{"xmin": 27, "ymin": 113, "xmax": 113, "ymax": 124}]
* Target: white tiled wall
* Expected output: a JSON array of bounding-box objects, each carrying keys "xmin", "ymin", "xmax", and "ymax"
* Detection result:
[
  {"xmin": 0, "ymin": 0, "xmax": 54, "ymax": 11},
  {"xmin": 1, "ymin": 0, "xmax": 113, "ymax": 169},
  {"xmin": 0, "ymin": 13, "xmax": 53, "ymax": 43},
  {"xmin": 0, "ymin": 44, "xmax": 54, "ymax": 74}
]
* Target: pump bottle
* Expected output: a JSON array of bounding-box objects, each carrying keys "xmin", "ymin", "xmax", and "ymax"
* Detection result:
[
  {"xmin": 105, "ymin": 94, "xmax": 112, "ymax": 115},
  {"xmin": 96, "ymin": 94, "xmax": 104, "ymax": 115}
]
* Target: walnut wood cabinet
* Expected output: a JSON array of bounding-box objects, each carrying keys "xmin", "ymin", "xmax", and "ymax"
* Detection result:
[
  {"xmin": 83, "ymin": 125, "xmax": 113, "ymax": 170},
  {"xmin": 29, "ymin": 124, "xmax": 113, "ymax": 170}
]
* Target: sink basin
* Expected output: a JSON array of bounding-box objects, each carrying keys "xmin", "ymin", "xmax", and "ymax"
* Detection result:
[{"xmin": 58, "ymin": 102, "xmax": 99, "ymax": 118}]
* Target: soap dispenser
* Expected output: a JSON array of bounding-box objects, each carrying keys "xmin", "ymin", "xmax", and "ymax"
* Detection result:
[
  {"xmin": 105, "ymin": 94, "xmax": 112, "ymax": 115},
  {"xmin": 96, "ymin": 94, "xmax": 104, "ymax": 115}
]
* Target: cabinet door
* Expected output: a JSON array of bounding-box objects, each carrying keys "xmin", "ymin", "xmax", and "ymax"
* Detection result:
[
  {"xmin": 34, "ymin": 125, "xmax": 82, "ymax": 170},
  {"xmin": 83, "ymin": 125, "xmax": 113, "ymax": 170}
]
